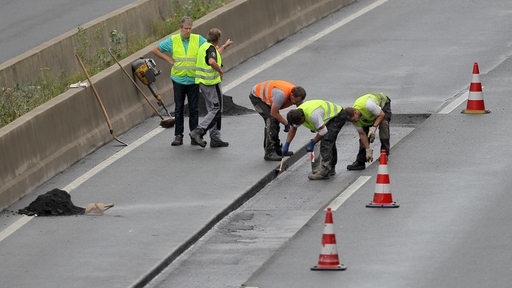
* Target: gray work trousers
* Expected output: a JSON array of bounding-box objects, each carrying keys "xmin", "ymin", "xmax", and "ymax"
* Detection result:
[{"xmin": 198, "ymin": 83, "xmax": 223, "ymax": 141}]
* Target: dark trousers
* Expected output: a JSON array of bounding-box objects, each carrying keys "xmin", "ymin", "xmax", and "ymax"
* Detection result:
[
  {"xmin": 355, "ymin": 99, "xmax": 392, "ymax": 163},
  {"xmin": 249, "ymin": 94, "xmax": 281, "ymax": 154},
  {"xmin": 318, "ymin": 110, "xmax": 349, "ymax": 172},
  {"xmin": 172, "ymin": 80, "xmax": 199, "ymax": 137}
]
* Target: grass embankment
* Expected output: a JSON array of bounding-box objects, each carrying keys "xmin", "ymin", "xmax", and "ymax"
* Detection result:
[{"xmin": 0, "ymin": 0, "xmax": 229, "ymax": 128}]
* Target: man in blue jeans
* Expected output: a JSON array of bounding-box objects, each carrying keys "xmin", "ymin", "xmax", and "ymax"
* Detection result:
[{"xmin": 152, "ymin": 16, "xmax": 207, "ymax": 146}]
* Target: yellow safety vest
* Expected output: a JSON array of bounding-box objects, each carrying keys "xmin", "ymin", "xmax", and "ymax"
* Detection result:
[
  {"xmin": 353, "ymin": 93, "xmax": 388, "ymax": 127},
  {"xmin": 298, "ymin": 100, "xmax": 342, "ymax": 131},
  {"xmin": 195, "ymin": 42, "xmax": 222, "ymax": 85},
  {"xmin": 171, "ymin": 34, "xmax": 200, "ymax": 78}
]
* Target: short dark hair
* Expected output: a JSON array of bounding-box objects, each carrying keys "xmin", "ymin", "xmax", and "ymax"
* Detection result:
[
  {"xmin": 207, "ymin": 28, "xmax": 222, "ymax": 42},
  {"xmin": 287, "ymin": 109, "xmax": 305, "ymax": 125},
  {"xmin": 343, "ymin": 107, "xmax": 356, "ymax": 119},
  {"xmin": 291, "ymin": 86, "xmax": 306, "ymax": 100}
]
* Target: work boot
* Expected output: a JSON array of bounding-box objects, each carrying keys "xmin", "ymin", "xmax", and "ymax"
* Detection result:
[
  {"xmin": 264, "ymin": 151, "xmax": 282, "ymax": 161},
  {"xmin": 189, "ymin": 128, "xmax": 206, "ymax": 148},
  {"xmin": 347, "ymin": 161, "xmax": 365, "ymax": 171},
  {"xmin": 308, "ymin": 166, "xmax": 330, "ymax": 180},
  {"xmin": 210, "ymin": 139, "xmax": 229, "ymax": 148},
  {"xmin": 329, "ymin": 168, "xmax": 336, "ymax": 176},
  {"xmin": 191, "ymin": 137, "xmax": 200, "ymax": 146},
  {"xmin": 171, "ymin": 135, "xmax": 183, "ymax": 146}
]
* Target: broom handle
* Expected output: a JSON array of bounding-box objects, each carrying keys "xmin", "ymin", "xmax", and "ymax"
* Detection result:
[
  {"xmin": 76, "ymin": 54, "xmax": 113, "ymax": 130},
  {"xmin": 75, "ymin": 54, "xmax": 127, "ymax": 146},
  {"xmin": 107, "ymin": 49, "xmax": 164, "ymax": 120}
]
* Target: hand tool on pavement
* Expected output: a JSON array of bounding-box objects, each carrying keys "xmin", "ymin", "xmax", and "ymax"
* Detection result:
[
  {"xmin": 84, "ymin": 203, "xmax": 114, "ymax": 216},
  {"xmin": 108, "ymin": 49, "xmax": 175, "ymax": 128},
  {"xmin": 274, "ymin": 156, "xmax": 288, "ymax": 175},
  {"xmin": 310, "ymin": 143, "xmax": 321, "ymax": 172},
  {"xmin": 75, "ymin": 54, "xmax": 128, "ymax": 146},
  {"xmin": 275, "ymin": 141, "xmax": 291, "ymax": 174},
  {"xmin": 368, "ymin": 126, "xmax": 377, "ymax": 143},
  {"xmin": 366, "ymin": 148, "xmax": 374, "ymax": 162}
]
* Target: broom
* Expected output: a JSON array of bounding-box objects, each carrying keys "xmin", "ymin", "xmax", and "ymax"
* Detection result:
[{"xmin": 75, "ymin": 54, "xmax": 128, "ymax": 146}]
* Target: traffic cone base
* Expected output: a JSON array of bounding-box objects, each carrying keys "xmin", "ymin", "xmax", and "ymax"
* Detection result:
[
  {"xmin": 311, "ymin": 263, "xmax": 347, "ymax": 271},
  {"xmin": 462, "ymin": 109, "xmax": 490, "ymax": 114},
  {"xmin": 366, "ymin": 202, "xmax": 399, "ymax": 208}
]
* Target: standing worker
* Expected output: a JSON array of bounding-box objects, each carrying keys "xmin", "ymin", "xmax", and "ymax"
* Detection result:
[
  {"xmin": 283, "ymin": 100, "xmax": 356, "ymax": 180},
  {"xmin": 346, "ymin": 92, "xmax": 392, "ymax": 171},
  {"xmin": 249, "ymin": 80, "xmax": 306, "ymax": 161},
  {"xmin": 152, "ymin": 16, "xmax": 206, "ymax": 146},
  {"xmin": 189, "ymin": 28, "xmax": 233, "ymax": 148}
]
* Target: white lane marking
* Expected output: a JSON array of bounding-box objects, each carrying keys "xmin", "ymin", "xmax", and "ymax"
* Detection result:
[
  {"xmin": 223, "ymin": 0, "xmax": 389, "ymax": 92},
  {"xmin": 328, "ymin": 176, "xmax": 372, "ymax": 211},
  {"xmin": 0, "ymin": 215, "xmax": 33, "ymax": 242},
  {"xmin": 63, "ymin": 127, "xmax": 164, "ymax": 192},
  {"xmin": 438, "ymin": 92, "xmax": 468, "ymax": 114},
  {"xmin": 0, "ymin": 0, "xmax": 388, "ymax": 241},
  {"xmin": 0, "ymin": 127, "xmax": 164, "ymax": 242}
]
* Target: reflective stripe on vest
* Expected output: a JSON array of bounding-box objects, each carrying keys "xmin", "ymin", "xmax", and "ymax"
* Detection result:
[
  {"xmin": 353, "ymin": 93, "xmax": 388, "ymax": 127},
  {"xmin": 171, "ymin": 34, "xmax": 200, "ymax": 77},
  {"xmin": 298, "ymin": 100, "xmax": 342, "ymax": 131},
  {"xmin": 254, "ymin": 80, "xmax": 295, "ymax": 108},
  {"xmin": 195, "ymin": 42, "xmax": 222, "ymax": 85}
]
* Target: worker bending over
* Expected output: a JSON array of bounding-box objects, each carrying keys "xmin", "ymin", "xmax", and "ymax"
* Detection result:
[
  {"xmin": 249, "ymin": 80, "xmax": 306, "ymax": 161},
  {"xmin": 347, "ymin": 93, "xmax": 392, "ymax": 170},
  {"xmin": 284, "ymin": 100, "xmax": 355, "ymax": 180}
]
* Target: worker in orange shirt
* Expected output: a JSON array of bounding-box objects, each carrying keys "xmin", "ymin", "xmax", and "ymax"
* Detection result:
[{"xmin": 249, "ymin": 80, "xmax": 306, "ymax": 161}]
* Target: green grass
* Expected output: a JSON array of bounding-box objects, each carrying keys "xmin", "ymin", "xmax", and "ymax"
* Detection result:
[{"xmin": 0, "ymin": 0, "xmax": 230, "ymax": 128}]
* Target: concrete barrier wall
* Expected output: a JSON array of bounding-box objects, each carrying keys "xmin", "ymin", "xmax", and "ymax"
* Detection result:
[
  {"xmin": 0, "ymin": 0, "xmax": 355, "ymax": 211},
  {"xmin": 0, "ymin": 0, "xmax": 176, "ymax": 87}
]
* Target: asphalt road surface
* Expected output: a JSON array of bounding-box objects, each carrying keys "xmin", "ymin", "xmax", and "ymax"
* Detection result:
[
  {"xmin": 148, "ymin": 0, "xmax": 512, "ymax": 287},
  {"xmin": 1, "ymin": 0, "xmax": 512, "ymax": 287},
  {"xmin": 0, "ymin": 0, "xmax": 138, "ymax": 64}
]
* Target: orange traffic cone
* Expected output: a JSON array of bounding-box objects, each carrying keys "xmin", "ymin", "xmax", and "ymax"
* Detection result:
[
  {"xmin": 366, "ymin": 150, "xmax": 399, "ymax": 208},
  {"xmin": 311, "ymin": 208, "xmax": 347, "ymax": 271},
  {"xmin": 462, "ymin": 62, "xmax": 490, "ymax": 114}
]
